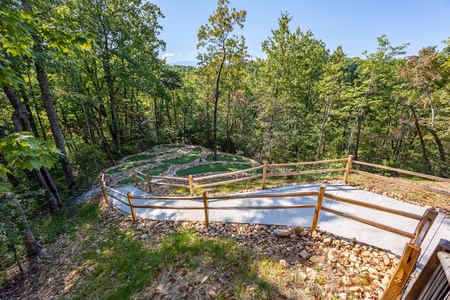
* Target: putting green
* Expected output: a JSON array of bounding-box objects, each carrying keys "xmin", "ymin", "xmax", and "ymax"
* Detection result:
[
  {"xmin": 176, "ymin": 163, "xmax": 253, "ymax": 177},
  {"xmin": 118, "ymin": 164, "xmax": 170, "ymax": 184}
]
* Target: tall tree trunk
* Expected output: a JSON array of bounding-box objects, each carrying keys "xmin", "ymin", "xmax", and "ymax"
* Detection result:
[
  {"xmin": 212, "ymin": 58, "xmax": 225, "ymax": 161},
  {"xmin": 27, "ymin": 66, "xmax": 47, "ymax": 140},
  {"xmin": 34, "ymin": 62, "xmax": 77, "ymax": 190},
  {"xmin": 3, "ymin": 86, "xmax": 61, "ymax": 211},
  {"xmin": 18, "ymin": 84, "xmax": 39, "ymax": 136},
  {"xmin": 21, "ymin": 0, "xmax": 77, "ymax": 190},
  {"xmin": 407, "ymin": 102, "xmax": 432, "ymax": 174},
  {"xmin": 11, "ymin": 197, "xmax": 43, "ymax": 257},
  {"xmin": 316, "ymin": 96, "xmax": 332, "ymax": 160}
]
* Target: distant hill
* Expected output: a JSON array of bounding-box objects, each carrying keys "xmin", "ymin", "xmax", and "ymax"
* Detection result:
[{"xmin": 169, "ymin": 60, "xmax": 198, "ymax": 67}]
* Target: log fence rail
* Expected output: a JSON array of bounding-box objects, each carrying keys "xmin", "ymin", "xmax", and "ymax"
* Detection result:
[{"xmin": 99, "ymin": 155, "xmax": 449, "ymax": 299}]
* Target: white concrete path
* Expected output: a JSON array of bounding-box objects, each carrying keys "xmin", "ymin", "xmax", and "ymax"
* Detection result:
[{"xmin": 109, "ymin": 183, "xmax": 449, "ymax": 268}]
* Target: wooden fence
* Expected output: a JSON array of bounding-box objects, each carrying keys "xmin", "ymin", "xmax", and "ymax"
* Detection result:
[
  {"xmin": 124, "ymin": 155, "xmax": 450, "ymax": 199},
  {"xmin": 99, "ymin": 155, "xmax": 450, "ymax": 299}
]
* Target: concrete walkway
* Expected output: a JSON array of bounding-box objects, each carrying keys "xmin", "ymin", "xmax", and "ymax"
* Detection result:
[{"xmin": 109, "ymin": 183, "xmax": 449, "ymax": 268}]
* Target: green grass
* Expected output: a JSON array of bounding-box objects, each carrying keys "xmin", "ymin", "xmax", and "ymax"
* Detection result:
[
  {"xmin": 124, "ymin": 149, "xmax": 181, "ymax": 162},
  {"xmin": 176, "ymin": 163, "xmax": 253, "ymax": 177},
  {"xmin": 118, "ymin": 164, "xmax": 170, "ymax": 185},
  {"xmin": 163, "ymin": 147, "xmax": 202, "ymax": 164},
  {"xmin": 205, "ymin": 154, "xmax": 248, "ymax": 163},
  {"xmin": 106, "ymin": 161, "xmax": 150, "ymax": 174},
  {"xmin": 67, "ymin": 226, "xmax": 278, "ymax": 299},
  {"xmin": 124, "ymin": 154, "xmax": 159, "ymax": 162}
]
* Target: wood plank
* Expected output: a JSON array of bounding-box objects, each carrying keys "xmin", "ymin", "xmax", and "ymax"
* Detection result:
[
  {"xmin": 351, "ymin": 170, "xmax": 450, "ymax": 197},
  {"xmin": 131, "ymin": 194, "xmax": 203, "ymax": 200},
  {"xmin": 322, "ymin": 207, "xmax": 415, "ymax": 239},
  {"xmin": 149, "ymin": 181, "xmax": 190, "ymax": 188},
  {"xmin": 382, "ymin": 243, "xmax": 421, "ymax": 300},
  {"xmin": 104, "ymin": 185, "xmax": 128, "ymax": 197},
  {"xmin": 207, "ymin": 204, "xmax": 317, "ymax": 210},
  {"xmin": 324, "ymin": 193, "xmax": 423, "ymax": 220},
  {"xmin": 262, "ymin": 161, "xmax": 268, "ymax": 189},
  {"xmin": 311, "ymin": 185, "xmax": 326, "ymax": 231},
  {"xmin": 343, "ymin": 155, "xmax": 353, "ymax": 184},
  {"xmin": 266, "ymin": 168, "xmax": 345, "ymax": 177},
  {"xmin": 207, "ymin": 191, "xmax": 319, "ymax": 201},
  {"xmin": 150, "ymin": 175, "xmax": 190, "ymax": 182},
  {"xmin": 411, "ymin": 209, "xmax": 438, "ymax": 246},
  {"xmin": 127, "ymin": 192, "xmax": 137, "ymax": 221},
  {"xmin": 202, "ymin": 192, "xmax": 209, "ymax": 227},
  {"xmin": 353, "ymin": 160, "xmax": 450, "ymax": 183},
  {"xmin": 196, "ymin": 174, "xmax": 262, "ymax": 188},
  {"xmin": 269, "ymin": 158, "xmax": 347, "ymax": 168},
  {"xmin": 132, "ymin": 204, "xmax": 203, "ymax": 210},
  {"xmin": 107, "ymin": 193, "xmax": 130, "ymax": 206}
]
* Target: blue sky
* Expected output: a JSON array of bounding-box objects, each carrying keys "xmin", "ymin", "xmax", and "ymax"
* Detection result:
[{"xmin": 152, "ymin": 0, "xmax": 450, "ymax": 64}]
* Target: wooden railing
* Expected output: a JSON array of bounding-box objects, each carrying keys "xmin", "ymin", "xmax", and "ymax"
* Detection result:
[
  {"xmin": 122, "ymin": 155, "xmax": 450, "ymax": 198},
  {"xmin": 100, "ymin": 155, "xmax": 450, "ymax": 299}
]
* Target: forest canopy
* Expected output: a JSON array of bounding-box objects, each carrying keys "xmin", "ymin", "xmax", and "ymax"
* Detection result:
[{"xmin": 0, "ymin": 0, "xmax": 449, "ymax": 266}]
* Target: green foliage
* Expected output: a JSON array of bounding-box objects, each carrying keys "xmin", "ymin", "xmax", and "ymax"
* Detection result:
[
  {"xmin": 0, "ymin": 132, "xmax": 61, "ymax": 172},
  {"xmin": 71, "ymin": 143, "xmax": 108, "ymax": 189}
]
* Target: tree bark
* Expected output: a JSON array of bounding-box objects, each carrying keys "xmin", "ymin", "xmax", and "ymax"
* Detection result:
[
  {"xmin": 11, "ymin": 197, "xmax": 43, "ymax": 257},
  {"xmin": 407, "ymin": 102, "xmax": 432, "ymax": 174},
  {"xmin": 21, "ymin": 0, "xmax": 77, "ymax": 190},
  {"xmin": 34, "ymin": 63, "xmax": 77, "ymax": 190},
  {"xmin": 3, "ymin": 86, "xmax": 61, "ymax": 211}
]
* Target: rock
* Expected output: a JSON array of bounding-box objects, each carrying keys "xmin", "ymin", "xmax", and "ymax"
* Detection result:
[
  {"xmin": 327, "ymin": 249, "xmax": 339, "ymax": 263},
  {"xmin": 298, "ymin": 272, "xmax": 308, "ymax": 281},
  {"xmin": 349, "ymin": 286, "xmax": 361, "ymax": 292},
  {"xmin": 96, "ymin": 249, "xmax": 101, "ymax": 254},
  {"xmin": 140, "ymin": 234, "xmax": 149, "ymax": 239},
  {"xmin": 350, "ymin": 253, "xmax": 358, "ymax": 263},
  {"xmin": 342, "ymin": 276, "xmax": 351, "ymax": 286},
  {"xmin": 368, "ymin": 267, "xmax": 378, "ymax": 275},
  {"xmin": 273, "ymin": 229, "xmax": 290, "ymax": 237},
  {"xmin": 323, "ymin": 237, "xmax": 332, "ymax": 246},
  {"xmin": 300, "ymin": 250, "xmax": 310, "ymax": 259},
  {"xmin": 294, "ymin": 226, "xmax": 304, "ymax": 234},
  {"xmin": 309, "ymin": 255, "xmax": 325, "ymax": 263},
  {"xmin": 208, "ymin": 290, "xmax": 218, "ymax": 299},
  {"xmin": 383, "ymin": 257, "xmax": 390, "ymax": 266},
  {"xmin": 361, "ymin": 251, "xmax": 371, "ymax": 257},
  {"xmin": 279, "ymin": 259, "xmax": 288, "ymax": 267}
]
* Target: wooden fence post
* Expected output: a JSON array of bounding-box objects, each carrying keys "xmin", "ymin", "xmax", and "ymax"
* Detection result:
[
  {"xmin": 381, "ymin": 243, "xmax": 421, "ymax": 300},
  {"xmin": 411, "ymin": 209, "xmax": 438, "ymax": 246},
  {"xmin": 311, "ymin": 185, "xmax": 326, "ymax": 232},
  {"xmin": 343, "ymin": 155, "xmax": 354, "ymax": 184},
  {"xmin": 133, "ymin": 167, "xmax": 138, "ymax": 187},
  {"xmin": 127, "ymin": 192, "xmax": 137, "ymax": 222},
  {"xmin": 100, "ymin": 170, "xmax": 109, "ymax": 204},
  {"xmin": 189, "ymin": 175, "xmax": 194, "ymax": 196},
  {"xmin": 146, "ymin": 172, "xmax": 152, "ymax": 193},
  {"xmin": 202, "ymin": 191, "xmax": 209, "ymax": 228},
  {"xmin": 262, "ymin": 161, "xmax": 268, "ymax": 189}
]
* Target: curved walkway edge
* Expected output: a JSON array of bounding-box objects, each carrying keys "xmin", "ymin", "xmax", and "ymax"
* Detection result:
[{"xmin": 109, "ymin": 183, "xmax": 450, "ymax": 270}]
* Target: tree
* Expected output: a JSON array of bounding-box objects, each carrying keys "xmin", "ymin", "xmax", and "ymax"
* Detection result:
[
  {"xmin": 399, "ymin": 47, "xmax": 449, "ymax": 176},
  {"xmin": 20, "ymin": 0, "xmax": 78, "ymax": 190},
  {"xmin": 1, "ymin": 132, "xmax": 63, "ymax": 257},
  {"xmin": 197, "ymin": 0, "xmax": 247, "ymax": 161},
  {"xmin": 258, "ymin": 13, "xmax": 327, "ymax": 162}
]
